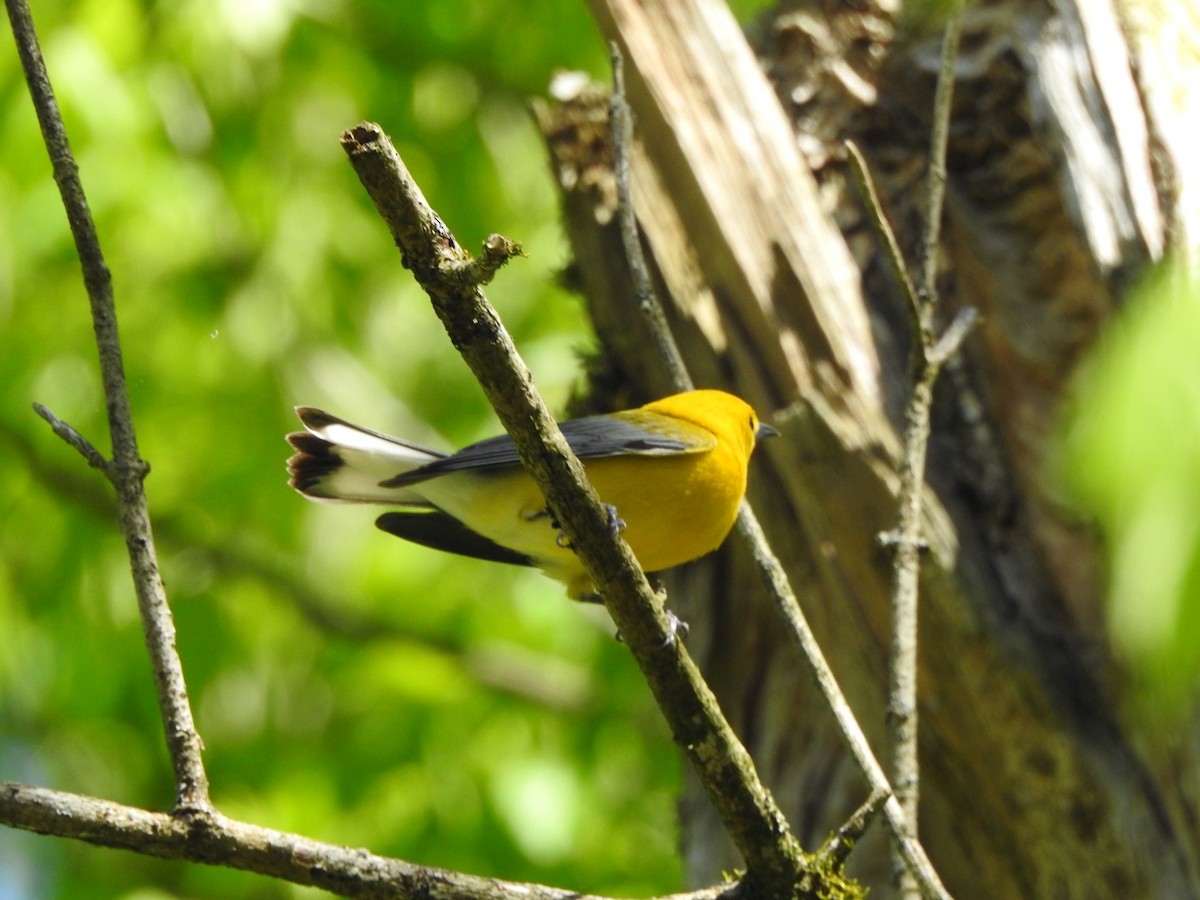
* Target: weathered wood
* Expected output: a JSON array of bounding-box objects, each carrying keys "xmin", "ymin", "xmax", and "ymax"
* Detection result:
[{"xmin": 538, "ymin": 0, "xmax": 1199, "ymax": 896}]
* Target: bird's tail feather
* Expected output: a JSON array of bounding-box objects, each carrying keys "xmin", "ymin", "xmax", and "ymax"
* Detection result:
[{"xmin": 286, "ymin": 407, "xmax": 443, "ymax": 505}]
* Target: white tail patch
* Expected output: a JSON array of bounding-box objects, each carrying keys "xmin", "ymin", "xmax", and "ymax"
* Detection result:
[{"xmin": 290, "ymin": 408, "xmax": 444, "ymax": 506}]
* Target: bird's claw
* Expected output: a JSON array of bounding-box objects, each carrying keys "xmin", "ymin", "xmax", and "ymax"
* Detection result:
[
  {"xmin": 603, "ymin": 503, "xmax": 627, "ymax": 537},
  {"xmin": 614, "ymin": 610, "xmax": 689, "ymax": 647},
  {"xmin": 661, "ymin": 610, "xmax": 690, "ymax": 646},
  {"xmin": 552, "ymin": 504, "xmax": 625, "ymax": 549}
]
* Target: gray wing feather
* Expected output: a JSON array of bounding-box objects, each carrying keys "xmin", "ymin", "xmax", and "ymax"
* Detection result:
[{"xmin": 382, "ymin": 414, "xmax": 694, "ymax": 488}]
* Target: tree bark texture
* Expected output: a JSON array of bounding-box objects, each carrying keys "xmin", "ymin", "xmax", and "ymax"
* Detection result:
[{"xmin": 536, "ymin": 1, "xmax": 1198, "ymax": 897}]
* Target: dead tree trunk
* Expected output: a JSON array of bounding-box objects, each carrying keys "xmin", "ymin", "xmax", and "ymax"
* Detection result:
[{"xmin": 537, "ymin": 0, "xmax": 1197, "ymax": 897}]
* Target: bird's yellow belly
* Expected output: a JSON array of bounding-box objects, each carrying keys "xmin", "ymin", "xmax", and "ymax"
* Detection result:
[
  {"xmin": 586, "ymin": 453, "xmax": 743, "ymax": 572},
  {"xmin": 419, "ymin": 449, "xmax": 744, "ymax": 592}
]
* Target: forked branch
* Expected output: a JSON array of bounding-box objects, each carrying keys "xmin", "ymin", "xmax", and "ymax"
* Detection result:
[
  {"xmin": 607, "ymin": 39, "xmax": 953, "ymax": 900},
  {"xmin": 846, "ymin": 11, "xmax": 973, "ymax": 898},
  {"xmin": 4, "ymin": 0, "xmax": 209, "ymax": 813}
]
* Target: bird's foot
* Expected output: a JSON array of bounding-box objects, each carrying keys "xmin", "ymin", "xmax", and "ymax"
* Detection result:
[
  {"xmin": 614, "ymin": 609, "xmax": 689, "ymax": 647},
  {"xmin": 603, "ymin": 503, "xmax": 627, "ymax": 537},
  {"xmin": 551, "ymin": 503, "xmax": 625, "ymax": 549}
]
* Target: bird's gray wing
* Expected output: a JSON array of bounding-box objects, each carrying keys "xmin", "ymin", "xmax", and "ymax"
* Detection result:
[{"xmin": 381, "ymin": 411, "xmax": 713, "ymax": 488}]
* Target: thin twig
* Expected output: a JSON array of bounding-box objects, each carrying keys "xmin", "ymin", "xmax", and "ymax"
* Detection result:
[
  {"xmin": 733, "ymin": 509, "xmax": 950, "ymax": 900},
  {"xmin": 879, "ymin": 12, "xmax": 966, "ymax": 899},
  {"xmin": 886, "ymin": 379, "xmax": 933, "ymax": 899},
  {"xmin": 441, "ymin": 233, "xmax": 525, "ymax": 286},
  {"xmin": 606, "ymin": 38, "xmax": 953, "ymax": 900},
  {"xmin": 609, "ymin": 43, "xmax": 693, "ymax": 392},
  {"xmin": 816, "ymin": 789, "xmax": 891, "ymax": 870},
  {"xmin": 920, "ymin": 17, "xmax": 963, "ymax": 307},
  {"xmin": 31, "ymin": 402, "xmax": 110, "ymax": 473},
  {"xmin": 339, "ymin": 121, "xmax": 808, "ymax": 894},
  {"xmin": 845, "ymin": 140, "xmax": 921, "ymax": 329},
  {"xmin": 930, "ymin": 306, "xmax": 978, "ymax": 366},
  {"xmin": 5, "ymin": 0, "xmax": 210, "ymax": 813}
]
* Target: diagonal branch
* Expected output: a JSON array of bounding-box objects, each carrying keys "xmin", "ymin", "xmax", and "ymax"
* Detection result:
[
  {"xmin": 607, "ymin": 39, "xmax": 953, "ymax": 900},
  {"xmin": 4, "ymin": 0, "xmax": 209, "ymax": 812},
  {"xmin": 32, "ymin": 402, "xmax": 110, "ymax": 472},
  {"xmin": 339, "ymin": 121, "xmax": 812, "ymax": 895},
  {"xmin": 609, "ymin": 45, "xmax": 693, "ymax": 392}
]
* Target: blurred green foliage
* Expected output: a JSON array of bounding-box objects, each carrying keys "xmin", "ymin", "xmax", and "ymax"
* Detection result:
[
  {"xmin": 1056, "ymin": 260, "xmax": 1200, "ymax": 722},
  {"xmin": 0, "ymin": 0, "xmax": 767, "ymax": 896}
]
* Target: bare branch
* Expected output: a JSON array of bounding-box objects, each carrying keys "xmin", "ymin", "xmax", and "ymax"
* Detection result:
[
  {"xmin": 609, "ymin": 43, "xmax": 693, "ymax": 392},
  {"xmin": 920, "ymin": 14, "xmax": 964, "ymax": 308},
  {"xmin": 880, "ymin": 11, "xmax": 968, "ymax": 898},
  {"xmin": 32, "ymin": 402, "xmax": 111, "ymax": 474},
  {"xmin": 845, "ymin": 140, "xmax": 921, "ymax": 335},
  {"xmin": 4, "ymin": 0, "xmax": 209, "ymax": 811},
  {"xmin": 816, "ymin": 789, "xmax": 890, "ymax": 871},
  {"xmin": 339, "ymin": 121, "xmax": 810, "ymax": 894},
  {"xmin": 929, "ymin": 307, "xmax": 979, "ymax": 367},
  {"xmin": 733, "ymin": 506, "xmax": 949, "ymax": 900},
  {"xmin": 604, "ymin": 24, "xmax": 952, "ymax": 900},
  {"xmin": 850, "ymin": 33, "xmax": 975, "ymax": 894},
  {"xmin": 0, "ymin": 782, "xmax": 738, "ymax": 900}
]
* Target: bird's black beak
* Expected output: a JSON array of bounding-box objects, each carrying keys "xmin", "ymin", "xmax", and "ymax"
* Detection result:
[{"xmin": 756, "ymin": 422, "xmax": 779, "ymax": 441}]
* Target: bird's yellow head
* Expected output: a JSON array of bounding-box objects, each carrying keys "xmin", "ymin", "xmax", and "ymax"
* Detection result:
[{"xmin": 640, "ymin": 389, "xmax": 775, "ymax": 460}]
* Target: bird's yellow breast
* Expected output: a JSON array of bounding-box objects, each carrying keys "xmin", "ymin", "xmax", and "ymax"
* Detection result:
[
  {"xmin": 417, "ymin": 439, "xmax": 745, "ymax": 597},
  {"xmin": 583, "ymin": 448, "xmax": 745, "ymax": 572}
]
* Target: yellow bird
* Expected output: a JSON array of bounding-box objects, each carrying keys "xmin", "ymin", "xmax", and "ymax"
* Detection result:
[{"xmin": 287, "ymin": 389, "xmax": 776, "ymax": 600}]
